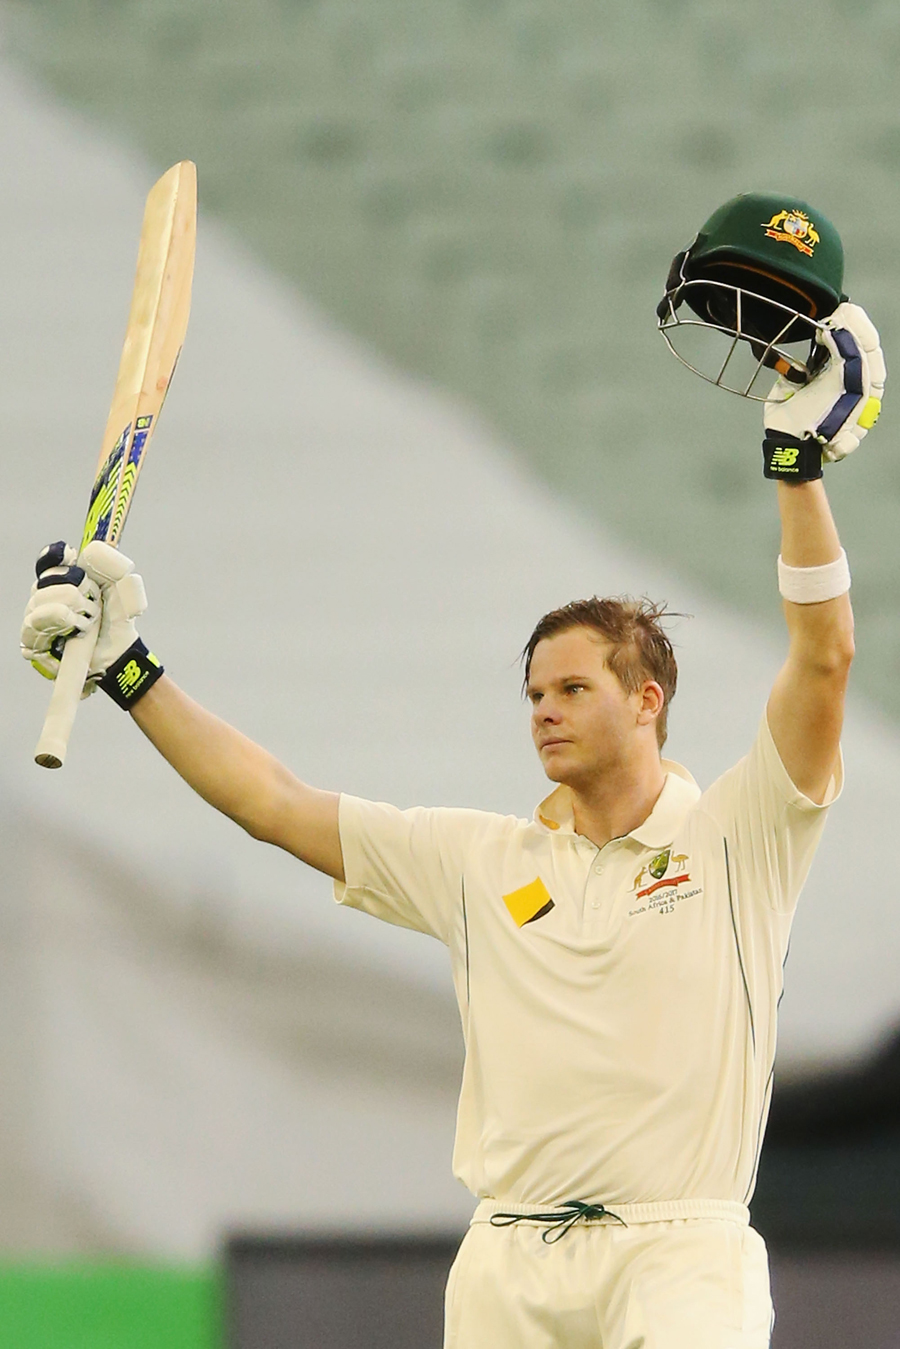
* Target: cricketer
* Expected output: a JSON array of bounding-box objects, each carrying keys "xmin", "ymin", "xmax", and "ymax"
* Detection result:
[{"xmin": 21, "ymin": 193, "xmax": 886, "ymax": 1347}]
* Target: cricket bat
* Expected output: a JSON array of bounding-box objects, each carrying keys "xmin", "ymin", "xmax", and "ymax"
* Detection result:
[{"xmin": 34, "ymin": 160, "xmax": 197, "ymax": 769}]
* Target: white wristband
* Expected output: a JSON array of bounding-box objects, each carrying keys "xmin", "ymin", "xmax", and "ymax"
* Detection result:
[{"xmin": 777, "ymin": 549, "xmax": 851, "ymax": 604}]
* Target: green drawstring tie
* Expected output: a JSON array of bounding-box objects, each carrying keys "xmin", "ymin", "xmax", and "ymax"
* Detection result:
[{"xmin": 489, "ymin": 1200, "xmax": 626, "ymax": 1244}]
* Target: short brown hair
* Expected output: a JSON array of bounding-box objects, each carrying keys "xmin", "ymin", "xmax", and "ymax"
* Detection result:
[{"xmin": 522, "ymin": 597, "xmax": 679, "ymax": 748}]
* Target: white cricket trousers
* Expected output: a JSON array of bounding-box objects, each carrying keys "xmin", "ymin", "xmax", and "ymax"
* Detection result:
[{"xmin": 444, "ymin": 1199, "xmax": 773, "ymax": 1349}]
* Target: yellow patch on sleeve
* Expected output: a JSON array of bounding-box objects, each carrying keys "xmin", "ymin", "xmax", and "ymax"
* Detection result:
[
  {"xmin": 502, "ymin": 876, "xmax": 555, "ymax": 927},
  {"xmin": 858, "ymin": 396, "xmax": 882, "ymax": 430}
]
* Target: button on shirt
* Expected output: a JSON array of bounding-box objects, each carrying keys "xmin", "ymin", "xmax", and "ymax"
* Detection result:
[{"xmin": 334, "ymin": 715, "xmax": 840, "ymax": 1208}]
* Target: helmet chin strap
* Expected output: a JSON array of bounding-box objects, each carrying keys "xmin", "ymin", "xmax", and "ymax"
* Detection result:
[
  {"xmin": 751, "ymin": 335, "xmax": 830, "ymax": 385},
  {"xmin": 752, "ymin": 343, "xmax": 809, "ymax": 384}
]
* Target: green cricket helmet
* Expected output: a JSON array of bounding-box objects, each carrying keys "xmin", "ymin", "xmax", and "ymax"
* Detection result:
[{"xmin": 657, "ymin": 193, "xmax": 847, "ymax": 399}]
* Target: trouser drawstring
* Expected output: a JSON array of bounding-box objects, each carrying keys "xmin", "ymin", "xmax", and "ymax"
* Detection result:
[{"xmin": 489, "ymin": 1200, "xmax": 626, "ymax": 1244}]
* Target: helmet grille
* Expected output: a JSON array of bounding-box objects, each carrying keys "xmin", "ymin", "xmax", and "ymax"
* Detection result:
[{"xmin": 686, "ymin": 260, "xmax": 821, "ymax": 345}]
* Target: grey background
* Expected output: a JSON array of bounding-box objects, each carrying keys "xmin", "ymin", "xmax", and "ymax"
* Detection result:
[{"xmin": 5, "ymin": 0, "xmax": 900, "ymax": 715}]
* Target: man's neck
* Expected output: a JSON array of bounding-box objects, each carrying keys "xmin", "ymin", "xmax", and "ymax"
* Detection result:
[{"xmin": 570, "ymin": 753, "xmax": 667, "ymax": 850}]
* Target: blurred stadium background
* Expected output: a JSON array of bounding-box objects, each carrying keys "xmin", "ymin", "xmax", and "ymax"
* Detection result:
[{"xmin": 0, "ymin": 0, "xmax": 898, "ymax": 1344}]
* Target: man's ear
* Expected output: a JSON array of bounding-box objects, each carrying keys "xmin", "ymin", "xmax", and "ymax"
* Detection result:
[{"xmin": 636, "ymin": 681, "xmax": 665, "ymax": 726}]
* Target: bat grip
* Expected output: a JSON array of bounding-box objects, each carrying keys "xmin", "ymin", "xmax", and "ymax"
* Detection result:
[{"xmin": 34, "ymin": 621, "xmax": 100, "ymax": 769}]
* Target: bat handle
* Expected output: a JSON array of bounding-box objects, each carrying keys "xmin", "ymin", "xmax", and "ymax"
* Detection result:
[{"xmin": 34, "ymin": 621, "xmax": 100, "ymax": 769}]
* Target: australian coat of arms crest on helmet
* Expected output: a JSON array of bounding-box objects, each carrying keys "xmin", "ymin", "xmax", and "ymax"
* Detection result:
[{"xmin": 762, "ymin": 209, "xmax": 820, "ymax": 257}]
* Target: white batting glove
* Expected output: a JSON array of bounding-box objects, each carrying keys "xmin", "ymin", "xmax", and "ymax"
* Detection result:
[
  {"xmin": 21, "ymin": 540, "xmax": 147, "ymax": 695},
  {"xmin": 22, "ymin": 542, "xmax": 100, "ymax": 690},
  {"xmin": 763, "ymin": 303, "xmax": 886, "ymax": 480}
]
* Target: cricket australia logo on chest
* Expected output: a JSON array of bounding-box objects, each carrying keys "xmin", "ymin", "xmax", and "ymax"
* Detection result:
[{"xmin": 628, "ymin": 847, "xmax": 702, "ymax": 918}]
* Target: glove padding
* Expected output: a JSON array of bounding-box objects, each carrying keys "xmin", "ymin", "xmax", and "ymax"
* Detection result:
[
  {"xmin": 21, "ymin": 542, "xmax": 99, "ymax": 683},
  {"xmin": 764, "ymin": 302, "xmax": 886, "ymax": 465},
  {"xmin": 21, "ymin": 540, "xmax": 147, "ymax": 696}
]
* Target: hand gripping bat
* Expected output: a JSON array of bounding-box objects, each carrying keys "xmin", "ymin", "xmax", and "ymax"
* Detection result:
[{"xmin": 34, "ymin": 160, "xmax": 197, "ymax": 769}]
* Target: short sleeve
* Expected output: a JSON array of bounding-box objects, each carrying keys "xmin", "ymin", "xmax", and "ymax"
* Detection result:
[
  {"xmin": 697, "ymin": 712, "xmax": 842, "ymax": 913},
  {"xmin": 333, "ymin": 795, "xmax": 494, "ymax": 944}
]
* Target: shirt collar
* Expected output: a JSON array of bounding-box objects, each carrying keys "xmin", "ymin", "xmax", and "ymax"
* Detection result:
[{"xmin": 534, "ymin": 758, "xmax": 701, "ymax": 848}]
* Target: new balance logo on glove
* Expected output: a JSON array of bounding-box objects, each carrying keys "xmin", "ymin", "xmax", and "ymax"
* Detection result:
[
  {"xmin": 116, "ymin": 660, "xmax": 145, "ymax": 694},
  {"xmin": 101, "ymin": 640, "xmax": 163, "ymax": 710},
  {"xmin": 762, "ymin": 436, "xmax": 823, "ymax": 480}
]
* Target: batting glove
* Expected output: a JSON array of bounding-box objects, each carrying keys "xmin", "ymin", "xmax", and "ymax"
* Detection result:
[
  {"xmin": 763, "ymin": 302, "xmax": 886, "ymax": 481},
  {"xmin": 21, "ymin": 540, "xmax": 148, "ymax": 696}
]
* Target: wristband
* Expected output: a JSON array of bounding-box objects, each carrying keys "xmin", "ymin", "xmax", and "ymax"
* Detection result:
[
  {"xmin": 99, "ymin": 639, "xmax": 164, "ymax": 709},
  {"xmin": 777, "ymin": 549, "xmax": 851, "ymax": 604},
  {"xmin": 762, "ymin": 434, "xmax": 823, "ymax": 481}
]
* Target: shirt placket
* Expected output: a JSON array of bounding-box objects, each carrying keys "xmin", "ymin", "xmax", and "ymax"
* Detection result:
[{"xmin": 579, "ymin": 838, "xmax": 623, "ymax": 935}]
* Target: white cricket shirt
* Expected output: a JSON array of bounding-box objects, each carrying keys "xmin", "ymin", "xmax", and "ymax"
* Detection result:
[{"xmin": 334, "ymin": 715, "xmax": 839, "ymax": 1208}]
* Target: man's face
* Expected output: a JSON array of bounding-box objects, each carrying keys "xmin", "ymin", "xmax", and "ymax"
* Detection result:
[{"xmin": 527, "ymin": 627, "xmax": 657, "ymax": 788}]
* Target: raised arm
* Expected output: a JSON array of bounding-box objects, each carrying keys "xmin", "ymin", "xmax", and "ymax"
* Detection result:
[
  {"xmin": 766, "ymin": 481, "xmax": 853, "ymax": 804},
  {"xmin": 761, "ymin": 302, "xmax": 885, "ymax": 803},
  {"xmin": 131, "ymin": 677, "xmax": 344, "ymax": 879},
  {"xmin": 21, "ymin": 540, "xmax": 344, "ymax": 880}
]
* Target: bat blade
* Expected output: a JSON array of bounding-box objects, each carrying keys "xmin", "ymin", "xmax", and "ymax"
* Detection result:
[
  {"xmin": 81, "ymin": 160, "xmax": 196, "ymax": 551},
  {"xmin": 35, "ymin": 161, "xmax": 197, "ymax": 769}
]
